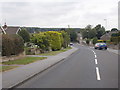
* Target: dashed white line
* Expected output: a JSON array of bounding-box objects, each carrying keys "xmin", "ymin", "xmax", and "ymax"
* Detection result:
[
  {"xmin": 95, "ymin": 55, "xmax": 97, "ymax": 58},
  {"xmin": 91, "ymin": 50, "xmax": 96, "ymax": 55},
  {"xmin": 95, "ymin": 59, "xmax": 98, "ymax": 64},
  {"xmin": 90, "ymin": 49, "xmax": 101, "ymax": 81},
  {"xmin": 96, "ymin": 67, "xmax": 101, "ymax": 80}
]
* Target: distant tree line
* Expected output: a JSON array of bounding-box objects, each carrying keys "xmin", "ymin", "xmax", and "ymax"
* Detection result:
[{"xmin": 80, "ymin": 24, "xmax": 106, "ymax": 45}]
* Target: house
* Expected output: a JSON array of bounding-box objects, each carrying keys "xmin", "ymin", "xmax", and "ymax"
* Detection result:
[
  {"xmin": 0, "ymin": 23, "xmax": 21, "ymax": 34},
  {"xmin": 100, "ymin": 31, "xmax": 119, "ymax": 41}
]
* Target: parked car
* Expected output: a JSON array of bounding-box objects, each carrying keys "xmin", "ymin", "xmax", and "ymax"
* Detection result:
[
  {"xmin": 70, "ymin": 43, "xmax": 74, "ymax": 46},
  {"xmin": 94, "ymin": 43, "xmax": 107, "ymax": 50}
]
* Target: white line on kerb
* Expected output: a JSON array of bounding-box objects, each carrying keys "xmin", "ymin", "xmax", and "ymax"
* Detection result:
[
  {"xmin": 95, "ymin": 59, "xmax": 98, "ymax": 64},
  {"xmin": 96, "ymin": 67, "xmax": 101, "ymax": 80}
]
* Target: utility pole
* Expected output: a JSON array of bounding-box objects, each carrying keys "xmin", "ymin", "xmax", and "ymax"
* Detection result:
[
  {"xmin": 104, "ymin": 19, "xmax": 107, "ymax": 42},
  {"xmin": 68, "ymin": 25, "xmax": 70, "ymax": 28},
  {"xmin": 104, "ymin": 19, "xmax": 107, "ymax": 30}
]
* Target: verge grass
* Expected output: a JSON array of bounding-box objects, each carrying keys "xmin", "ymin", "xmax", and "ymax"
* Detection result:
[
  {"xmin": 2, "ymin": 57, "xmax": 47, "ymax": 65},
  {"xmin": 38, "ymin": 47, "xmax": 72, "ymax": 56},
  {"xmin": 0, "ymin": 66, "xmax": 18, "ymax": 72}
]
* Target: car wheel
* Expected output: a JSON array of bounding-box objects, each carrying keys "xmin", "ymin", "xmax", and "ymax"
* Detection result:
[{"xmin": 105, "ymin": 47, "xmax": 107, "ymax": 50}]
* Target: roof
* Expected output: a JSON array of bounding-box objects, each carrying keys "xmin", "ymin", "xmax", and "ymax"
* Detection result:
[
  {"xmin": 100, "ymin": 31, "xmax": 119, "ymax": 40},
  {"xmin": 4, "ymin": 26, "xmax": 21, "ymax": 34}
]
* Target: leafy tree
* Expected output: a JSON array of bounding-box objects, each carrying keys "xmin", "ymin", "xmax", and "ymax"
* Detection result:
[
  {"xmin": 65, "ymin": 28, "xmax": 77, "ymax": 42},
  {"xmin": 18, "ymin": 28, "xmax": 30, "ymax": 43},
  {"xmin": 94, "ymin": 25, "xmax": 105, "ymax": 39},
  {"xmin": 60, "ymin": 31, "xmax": 70, "ymax": 48}
]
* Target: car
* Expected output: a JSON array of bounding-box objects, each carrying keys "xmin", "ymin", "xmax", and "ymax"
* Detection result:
[
  {"xmin": 70, "ymin": 43, "xmax": 74, "ymax": 46},
  {"xmin": 94, "ymin": 43, "xmax": 107, "ymax": 50}
]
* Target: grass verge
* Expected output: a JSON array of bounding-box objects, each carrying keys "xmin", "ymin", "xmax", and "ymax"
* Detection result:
[
  {"xmin": 0, "ymin": 66, "xmax": 18, "ymax": 72},
  {"xmin": 2, "ymin": 57, "xmax": 47, "ymax": 65},
  {"xmin": 38, "ymin": 47, "xmax": 72, "ymax": 56}
]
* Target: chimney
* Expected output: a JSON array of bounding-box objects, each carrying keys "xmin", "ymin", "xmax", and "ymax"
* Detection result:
[{"xmin": 3, "ymin": 22, "xmax": 7, "ymax": 30}]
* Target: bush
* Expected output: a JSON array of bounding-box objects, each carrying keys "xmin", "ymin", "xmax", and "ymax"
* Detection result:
[
  {"xmin": 18, "ymin": 28, "xmax": 30, "ymax": 43},
  {"xmin": 45, "ymin": 31, "xmax": 62, "ymax": 51},
  {"xmin": 59, "ymin": 31, "xmax": 70, "ymax": 48},
  {"xmin": 2, "ymin": 34, "xmax": 24, "ymax": 56},
  {"xmin": 86, "ymin": 39, "xmax": 90, "ymax": 45},
  {"xmin": 92, "ymin": 37, "xmax": 98, "ymax": 45}
]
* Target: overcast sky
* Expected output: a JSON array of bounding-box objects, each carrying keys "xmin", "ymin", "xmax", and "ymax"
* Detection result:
[{"xmin": 0, "ymin": 0, "xmax": 119, "ymax": 30}]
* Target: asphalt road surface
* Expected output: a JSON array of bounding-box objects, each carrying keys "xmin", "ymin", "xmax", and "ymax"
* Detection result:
[{"xmin": 17, "ymin": 44, "xmax": 118, "ymax": 88}]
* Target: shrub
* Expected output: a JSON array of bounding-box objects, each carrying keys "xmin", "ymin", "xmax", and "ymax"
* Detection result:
[
  {"xmin": 60, "ymin": 31, "xmax": 70, "ymax": 48},
  {"xmin": 86, "ymin": 39, "xmax": 90, "ymax": 45},
  {"xmin": 92, "ymin": 37, "xmax": 98, "ymax": 45},
  {"xmin": 45, "ymin": 31, "xmax": 62, "ymax": 51},
  {"xmin": 18, "ymin": 28, "xmax": 30, "ymax": 43},
  {"xmin": 2, "ymin": 34, "xmax": 24, "ymax": 56}
]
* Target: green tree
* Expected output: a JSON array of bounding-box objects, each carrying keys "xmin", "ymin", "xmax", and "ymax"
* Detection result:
[
  {"xmin": 65, "ymin": 28, "xmax": 77, "ymax": 42},
  {"xmin": 94, "ymin": 25, "xmax": 105, "ymax": 39},
  {"xmin": 18, "ymin": 28, "xmax": 30, "ymax": 43},
  {"xmin": 60, "ymin": 31, "xmax": 70, "ymax": 48}
]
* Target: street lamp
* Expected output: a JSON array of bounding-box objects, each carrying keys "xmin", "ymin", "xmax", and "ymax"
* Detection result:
[{"xmin": 104, "ymin": 19, "xmax": 107, "ymax": 30}]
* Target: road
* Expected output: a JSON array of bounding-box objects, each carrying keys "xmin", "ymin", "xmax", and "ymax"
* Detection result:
[{"xmin": 17, "ymin": 44, "xmax": 118, "ymax": 88}]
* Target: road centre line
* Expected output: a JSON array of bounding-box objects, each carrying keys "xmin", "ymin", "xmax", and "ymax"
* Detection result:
[
  {"xmin": 95, "ymin": 59, "xmax": 98, "ymax": 64},
  {"xmin": 89, "ymin": 49, "xmax": 101, "ymax": 80},
  {"xmin": 94, "ymin": 54, "xmax": 97, "ymax": 58},
  {"xmin": 96, "ymin": 67, "xmax": 101, "ymax": 80},
  {"xmin": 91, "ymin": 49, "xmax": 96, "ymax": 55}
]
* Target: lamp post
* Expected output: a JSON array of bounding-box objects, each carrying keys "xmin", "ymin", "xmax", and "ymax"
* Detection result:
[{"xmin": 104, "ymin": 19, "xmax": 107, "ymax": 30}]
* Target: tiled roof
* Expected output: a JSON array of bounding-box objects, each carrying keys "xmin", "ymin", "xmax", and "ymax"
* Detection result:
[{"xmin": 4, "ymin": 26, "xmax": 21, "ymax": 34}]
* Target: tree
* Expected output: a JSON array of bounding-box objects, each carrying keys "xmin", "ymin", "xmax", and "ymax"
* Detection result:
[
  {"xmin": 60, "ymin": 31, "xmax": 70, "ymax": 48},
  {"xmin": 65, "ymin": 28, "xmax": 77, "ymax": 42},
  {"xmin": 18, "ymin": 28, "xmax": 30, "ymax": 43},
  {"xmin": 31, "ymin": 31, "xmax": 64, "ymax": 51},
  {"xmin": 94, "ymin": 24, "xmax": 105, "ymax": 39}
]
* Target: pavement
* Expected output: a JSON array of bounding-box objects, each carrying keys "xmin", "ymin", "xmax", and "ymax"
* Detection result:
[
  {"xmin": 1, "ymin": 47, "xmax": 78, "ymax": 88},
  {"xmin": 16, "ymin": 44, "xmax": 118, "ymax": 88},
  {"xmin": 107, "ymin": 48, "xmax": 119, "ymax": 55}
]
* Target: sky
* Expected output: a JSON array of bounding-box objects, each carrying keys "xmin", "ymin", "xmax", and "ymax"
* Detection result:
[{"xmin": 0, "ymin": 0, "xmax": 119, "ymax": 30}]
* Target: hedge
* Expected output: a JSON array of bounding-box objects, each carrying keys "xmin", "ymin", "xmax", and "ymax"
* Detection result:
[{"xmin": 2, "ymin": 34, "xmax": 24, "ymax": 56}]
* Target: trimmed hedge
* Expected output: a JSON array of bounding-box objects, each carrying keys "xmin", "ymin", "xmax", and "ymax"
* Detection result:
[{"xmin": 2, "ymin": 34, "xmax": 24, "ymax": 56}]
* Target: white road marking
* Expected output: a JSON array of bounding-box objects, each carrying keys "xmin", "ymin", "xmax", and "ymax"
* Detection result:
[
  {"xmin": 95, "ymin": 59, "xmax": 98, "ymax": 64},
  {"xmin": 96, "ymin": 67, "xmax": 101, "ymax": 80},
  {"xmin": 92, "ymin": 50, "xmax": 96, "ymax": 54},
  {"xmin": 95, "ymin": 55, "xmax": 97, "ymax": 58}
]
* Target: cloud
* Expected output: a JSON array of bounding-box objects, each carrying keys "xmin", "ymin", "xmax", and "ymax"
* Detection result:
[{"xmin": 0, "ymin": 0, "xmax": 119, "ymax": 30}]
